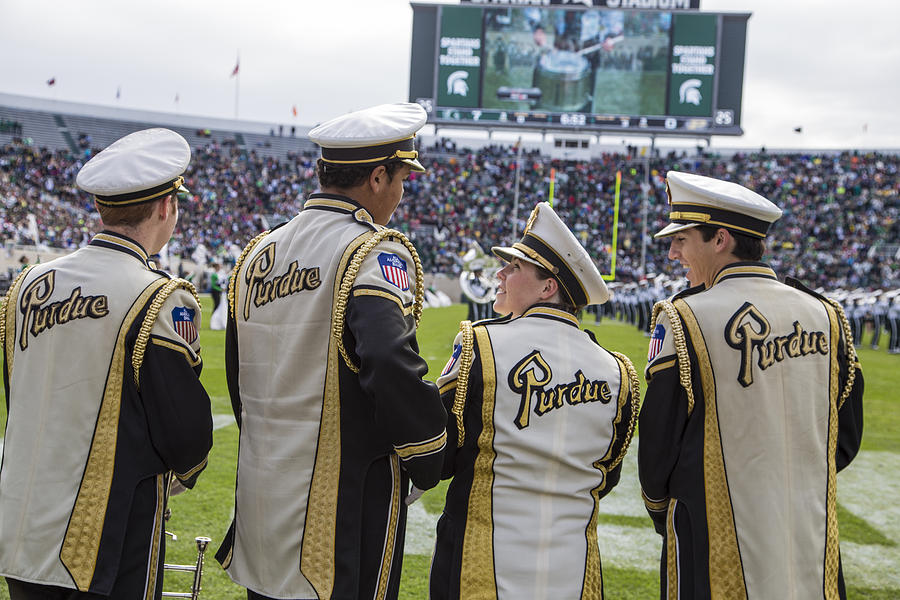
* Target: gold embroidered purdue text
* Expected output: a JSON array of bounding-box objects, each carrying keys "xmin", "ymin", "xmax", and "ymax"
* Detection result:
[
  {"xmin": 18, "ymin": 270, "xmax": 109, "ymax": 350},
  {"xmin": 509, "ymin": 350, "xmax": 611, "ymax": 429},
  {"xmin": 726, "ymin": 302, "xmax": 828, "ymax": 387},
  {"xmin": 243, "ymin": 242, "xmax": 321, "ymax": 320}
]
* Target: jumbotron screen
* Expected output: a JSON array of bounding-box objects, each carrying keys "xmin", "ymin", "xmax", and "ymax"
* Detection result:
[{"xmin": 409, "ymin": 1, "xmax": 750, "ymax": 136}]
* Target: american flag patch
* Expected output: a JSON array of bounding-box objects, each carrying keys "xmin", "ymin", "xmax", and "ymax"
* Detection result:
[
  {"xmin": 648, "ymin": 323, "xmax": 666, "ymax": 362},
  {"xmin": 378, "ymin": 252, "xmax": 409, "ymax": 291},
  {"xmin": 172, "ymin": 306, "xmax": 198, "ymax": 344},
  {"xmin": 442, "ymin": 343, "xmax": 463, "ymax": 376}
]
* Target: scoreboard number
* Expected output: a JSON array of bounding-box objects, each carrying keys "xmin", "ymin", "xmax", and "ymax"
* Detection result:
[{"xmin": 715, "ymin": 109, "xmax": 734, "ymax": 126}]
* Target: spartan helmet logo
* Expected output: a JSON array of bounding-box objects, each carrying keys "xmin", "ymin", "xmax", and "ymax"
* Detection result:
[
  {"xmin": 447, "ymin": 71, "xmax": 469, "ymax": 97},
  {"xmin": 679, "ymin": 79, "xmax": 702, "ymax": 105}
]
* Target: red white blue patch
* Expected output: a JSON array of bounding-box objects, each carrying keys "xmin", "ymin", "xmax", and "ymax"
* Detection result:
[
  {"xmin": 172, "ymin": 306, "xmax": 198, "ymax": 344},
  {"xmin": 648, "ymin": 323, "xmax": 666, "ymax": 361},
  {"xmin": 441, "ymin": 343, "xmax": 463, "ymax": 376},
  {"xmin": 378, "ymin": 252, "xmax": 409, "ymax": 291}
]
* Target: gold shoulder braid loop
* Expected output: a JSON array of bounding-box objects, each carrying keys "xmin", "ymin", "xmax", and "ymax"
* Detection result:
[
  {"xmin": 609, "ymin": 351, "xmax": 641, "ymax": 470},
  {"xmin": 823, "ymin": 297, "xmax": 858, "ymax": 410},
  {"xmin": 452, "ymin": 321, "xmax": 475, "ymax": 447},
  {"xmin": 2, "ymin": 266, "xmax": 33, "ymax": 375},
  {"xmin": 332, "ymin": 229, "xmax": 425, "ymax": 373},
  {"xmin": 132, "ymin": 278, "xmax": 201, "ymax": 388},
  {"xmin": 228, "ymin": 230, "xmax": 270, "ymax": 321},
  {"xmin": 653, "ymin": 300, "xmax": 696, "ymax": 415}
]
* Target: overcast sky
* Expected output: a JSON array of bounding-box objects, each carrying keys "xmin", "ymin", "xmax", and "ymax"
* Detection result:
[{"xmin": 1, "ymin": 0, "xmax": 898, "ymax": 150}]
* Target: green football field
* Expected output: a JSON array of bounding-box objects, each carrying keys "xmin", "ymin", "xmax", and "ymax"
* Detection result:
[{"xmin": 1, "ymin": 297, "xmax": 898, "ymax": 599}]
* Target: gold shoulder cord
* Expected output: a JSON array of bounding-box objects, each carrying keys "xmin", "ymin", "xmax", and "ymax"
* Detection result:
[
  {"xmin": 228, "ymin": 230, "xmax": 270, "ymax": 321},
  {"xmin": 1, "ymin": 266, "xmax": 33, "ymax": 374},
  {"xmin": 332, "ymin": 228, "xmax": 425, "ymax": 373},
  {"xmin": 132, "ymin": 278, "xmax": 201, "ymax": 388},
  {"xmin": 452, "ymin": 320, "xmax": 475, "ymax": 447},
  {"xmin": 609, "ymin": 351, "xmax": 641, "ymax": 470},
  {"xmin": 823, "ymin": 297, "xmax": 858, "ymax": 410},
  {"xmin": 653, "ymin": 300, "xmax": 696, "ymax": 415}
]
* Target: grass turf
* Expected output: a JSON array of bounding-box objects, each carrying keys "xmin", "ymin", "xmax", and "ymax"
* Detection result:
[{"xmin": 1, "ymin": 299, "xmax": 898, "ymax": 598}]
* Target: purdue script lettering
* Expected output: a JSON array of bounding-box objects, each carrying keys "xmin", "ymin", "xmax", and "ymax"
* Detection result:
[
  {"xmin": 243, "ymin": 242, "xmax": 321, "ymax": 320},
  {"xmin": 18, "ymin": 270, "xmax": 109, "ymax": 350},
  {"xmin": 509, "ymin": 350, "xmax": 611, "ymax": 430},
  {"xmin": 725, "ymin": 302, "xmax": 829, "ymax": 387}
]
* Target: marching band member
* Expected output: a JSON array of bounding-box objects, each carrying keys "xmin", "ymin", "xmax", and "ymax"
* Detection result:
[
  {"xmin": 0, "ymin": 129, "xmax": 213, "ymax": 599},
  {"xmin": 639, "ymin": 171, "xmax": 864, "ymax": 599},
  {"xmin": 430, "ymin": 202, "xmax": 639, "ymax": 599},
  {"xmin": 216, "ymin": 103, "xmax": 446, "ymax": 600}
]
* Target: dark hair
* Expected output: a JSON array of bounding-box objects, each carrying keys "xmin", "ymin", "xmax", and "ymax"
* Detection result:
[
  {"xmin": 316, "ymin": 159, "xmax": 404, "ymax": 189},
  {"xmin": 534, "ymin": 263, "xmax": 579, "ymax": 313},
  {"xmin": 96, "ymin": 194, "xmax": 173, "ymax": 227},
  {"xmin": 697, "ymin": 225, "xmax": 765, "ymax": 261}
]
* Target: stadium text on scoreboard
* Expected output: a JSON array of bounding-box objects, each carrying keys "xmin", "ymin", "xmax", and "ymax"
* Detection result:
[{"xmin": 408, "ymin": 2, "xmax": 749, "ymax": 136}]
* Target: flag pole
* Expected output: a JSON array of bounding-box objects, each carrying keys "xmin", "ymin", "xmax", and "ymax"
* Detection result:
[{"xmin": 234, "ymin": 52, "xmax": 240, "ymax": 119}]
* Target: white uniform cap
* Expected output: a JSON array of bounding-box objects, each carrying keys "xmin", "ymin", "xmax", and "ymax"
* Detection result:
[
  {"xmin": 654, "ymin": 171, "xmax": 782, "ymax": 239},
  {"xmin": 492, "ymin": 202, "xmax": 610, "ymax": 307},
  {"xmin": 76, "ymin": 128, "xmax": 190, "ymax": 206},
  {"xmin": 308, "ymin": 103, "xmax": 427, "ymax": 172}
]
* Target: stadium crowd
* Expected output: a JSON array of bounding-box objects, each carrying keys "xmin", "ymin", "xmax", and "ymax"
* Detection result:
[{"xmin": 1, "ymin": 136, "xmax": 898, "ymax": 292}]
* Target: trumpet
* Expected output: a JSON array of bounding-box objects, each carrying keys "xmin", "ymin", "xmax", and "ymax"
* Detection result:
[{"xmin": 163, "ymin": 506, "xmax": 212, "ymax": 599}]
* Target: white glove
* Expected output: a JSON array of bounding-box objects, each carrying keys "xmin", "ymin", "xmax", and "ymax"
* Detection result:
[
  {"xmin": 169, "ymin": 478, "xmax": 188, "ymax": 497},
  {"xmin": 405, "ymin": 485, "xmax": 426, "ymax": 506}
]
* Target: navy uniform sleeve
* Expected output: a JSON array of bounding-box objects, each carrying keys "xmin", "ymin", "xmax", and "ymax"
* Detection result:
[
  {"xmin": 347, "ymin": 239, "xmax": 447, "ymax": 490},
  {"xmin": 436, "ymin": 331, "xmax": 465, "ymax": 479},
  {"xmin": 638, "ymin": 309, "xmax": 687, "ymax": 535},
  {"xmin": 139, "ymin": 287, "xmax": 214, "ymax": 488}
]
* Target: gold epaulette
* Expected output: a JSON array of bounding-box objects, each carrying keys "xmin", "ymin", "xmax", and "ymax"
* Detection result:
[
  {"xmin": 332, "ymin": 228, "xmax": 425, "ymax": 373},
  {"xmin": 228, "ymin": 230, "xmax": 270, "ymax": 321},
  {"xmin": 451, "ymin": 320, "xmax": 475, "ymax": 447},
  {"xmin": 132, "ymin": 278, "xmax": 201, "ymax": 388},
  {"xmin": 608, "ymin": 351, "xmax": 641, "ymax": 470},
  {"xmin": 822, "ymin": 297, "xmax": 858, "ymax": 409},
  {"xmin": 652, "ymin": 299, "xmax": 696, "ymax": 415},
  {"xmin": 1, "ymin": 266, "xmax": 33, "ymax": 377}
]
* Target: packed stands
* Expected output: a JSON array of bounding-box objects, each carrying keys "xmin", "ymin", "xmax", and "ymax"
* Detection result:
[{"xmin": 1, "ymin": 102, "xmax": 898, "ymax": 293}]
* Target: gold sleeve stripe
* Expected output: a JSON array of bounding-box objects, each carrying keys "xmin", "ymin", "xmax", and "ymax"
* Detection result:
[
  {"xmin": 300, "ymin": 231, "xmax": 370, "ymax": 599},
  {"xmin": 647, "ymin": 358, "xmax": 677, "ymax": 378},
  {"xmin": 459, "ymin": 326, "xmax": 498, "ymax": 600},
  {"xmin": 642, "ymin": 489, "xmax": 669, "ymax": 512},
  {"xmin": 150, "ymin": 337, "xmax": 201, "ymax": 367},
  {"xmin": 439, "ymin": 381, "xmax": 457, "ymax": 395},
  {"xmin": 666, "ymin": 500, "xmax": 679, "ymax": 600},
  {"xmin": 352, "ymin": 288, "xmax": 412, "ymax": 315},
  {"xmin": 452, "ymin": 321, "xmax": 475, "ymax": 447},
  {"xmin": 676, "ymin": 298, "xmax": 747, "ymax": 598},
  {"xmin": 395, "ymin": 430, "xmax": 447, "ymax": 459},
  {"xmin": 175, "ymin": 455, "xmax": 209, "ymax": 481},
  {"xmin": 132, "ymin": 278, "xmax": 200, "ymax": 388},
  {"xmin": 61, "ymin": 277, "xmax": 169, "ymax": 590}
]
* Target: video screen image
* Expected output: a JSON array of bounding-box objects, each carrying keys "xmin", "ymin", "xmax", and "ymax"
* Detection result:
[{"xmin": 481, "ymin": 7, "xmax": 672, "ymax": 116}]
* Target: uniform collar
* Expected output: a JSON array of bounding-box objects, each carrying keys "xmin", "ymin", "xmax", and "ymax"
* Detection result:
[
  {"xmin": 305, "ymin": 192, "xmax": 375, "ymax": 224},
  {"xmin": 89, "ymin": 231, "xmax": 151, "ymax": 266},
  {"xmin": 520, "ymin": 303, "xmax": 580, "ymax": 327},
  {"xmin": 711, "ymin": 261, "xmax": 778, "ymax": 287}
]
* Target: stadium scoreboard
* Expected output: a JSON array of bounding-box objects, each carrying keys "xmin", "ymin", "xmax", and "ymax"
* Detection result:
[{"xmin": 409, "ymin": 1, "xmax": 750, "ymax": 137}]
